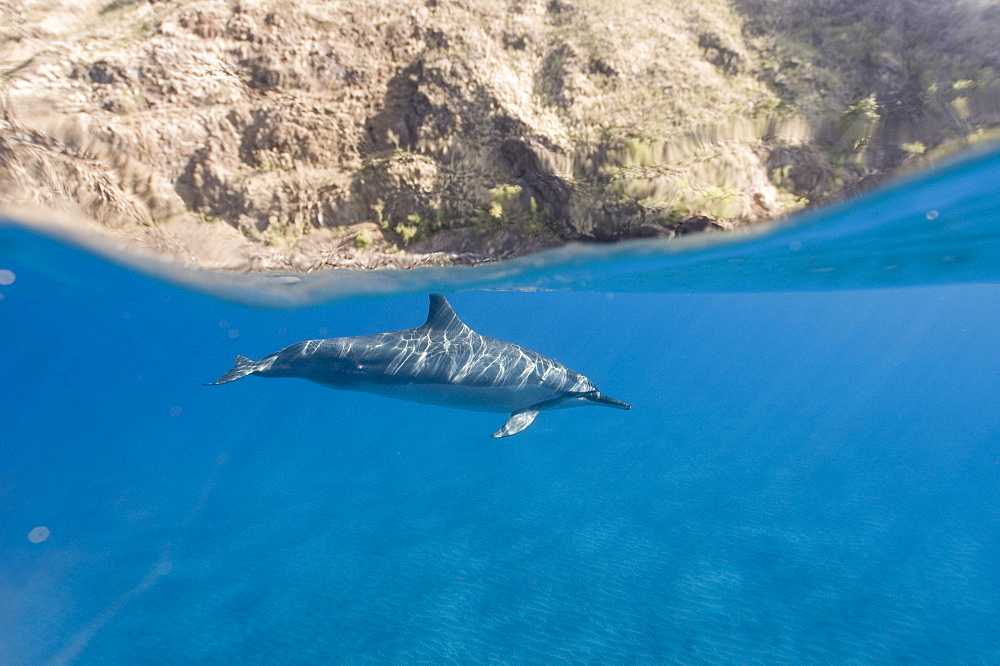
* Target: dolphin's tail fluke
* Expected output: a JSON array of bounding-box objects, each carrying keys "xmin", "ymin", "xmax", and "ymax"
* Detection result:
[
  {"xmin": 585, "ymin": 392, "xmax": 631, "ymax": 410},
  {"xmin": 205, "ymin": 355, "xmax": 258, "ymax": 385}
]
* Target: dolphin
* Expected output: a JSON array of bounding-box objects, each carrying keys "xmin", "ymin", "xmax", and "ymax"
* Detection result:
[{"xmin": 207, "ymin": 294, "xmax": 630, "ymax": 437}]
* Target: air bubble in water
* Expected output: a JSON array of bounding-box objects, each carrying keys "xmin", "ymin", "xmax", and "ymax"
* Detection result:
[{"xmin": 28, "ymin": 526, "xmax": 50, "ymax": 543}]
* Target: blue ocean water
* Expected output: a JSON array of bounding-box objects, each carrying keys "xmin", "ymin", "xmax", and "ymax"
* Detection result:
[{"xmin": 1, "ymin": 149, "xmax": 999, "ymax": 663}]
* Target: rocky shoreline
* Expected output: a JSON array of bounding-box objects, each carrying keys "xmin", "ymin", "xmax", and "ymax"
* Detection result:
[{"xmin": 2, "ymin": 0, "xmax": 998, "ymax": 272}]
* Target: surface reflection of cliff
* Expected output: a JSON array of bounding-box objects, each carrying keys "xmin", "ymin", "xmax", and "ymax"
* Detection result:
[{"xmin": 4, "ymin": 143, "xmax": 999, "ymax": 306}]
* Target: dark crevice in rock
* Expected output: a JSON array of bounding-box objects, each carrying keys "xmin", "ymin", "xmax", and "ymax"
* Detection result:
[
  {"xmin": 497, "ymin": 138, "xmax": 572, "ymax": 236},
  {"xmin": 362, "ymin": 60, "xmax": 431, "ymax": 154}
]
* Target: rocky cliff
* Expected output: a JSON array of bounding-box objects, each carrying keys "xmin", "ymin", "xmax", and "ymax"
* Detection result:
[{"xmin": 2, "ymin": 0, "xmax": 998, "ymax": 271}]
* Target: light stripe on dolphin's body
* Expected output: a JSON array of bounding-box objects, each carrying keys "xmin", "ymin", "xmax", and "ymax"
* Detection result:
[{"xmin": 207, "ymin": 295, "xmax": 630, "ymax": 437}]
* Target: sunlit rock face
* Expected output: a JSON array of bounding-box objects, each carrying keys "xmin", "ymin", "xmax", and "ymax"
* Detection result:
[{"xmin": 2, "ymin": 0, "xmax": 998, "ymax": 271}]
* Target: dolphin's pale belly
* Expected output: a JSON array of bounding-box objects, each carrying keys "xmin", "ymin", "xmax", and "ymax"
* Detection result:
[{"xmin": 316, "ymin": 379, "xmax": 562, "ymax": 413}]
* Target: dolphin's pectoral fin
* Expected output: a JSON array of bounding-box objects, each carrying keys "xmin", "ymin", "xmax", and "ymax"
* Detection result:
[{"xmin": 492, "ymin": 408, "xmax": 540, "ymax": 438}]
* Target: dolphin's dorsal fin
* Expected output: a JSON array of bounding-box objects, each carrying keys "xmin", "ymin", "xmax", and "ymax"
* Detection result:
[{"xmin": 421, "ymin": 294, "xmax": 472, "ymax": 334}]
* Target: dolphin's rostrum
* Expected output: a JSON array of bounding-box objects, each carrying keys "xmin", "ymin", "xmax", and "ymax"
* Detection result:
[{"xmin": 207, "ymin": 294, "xmax": 630, "ymax": 437}]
